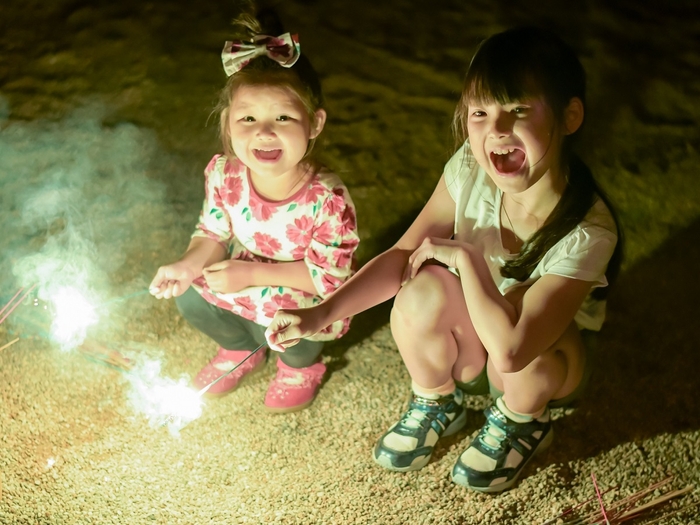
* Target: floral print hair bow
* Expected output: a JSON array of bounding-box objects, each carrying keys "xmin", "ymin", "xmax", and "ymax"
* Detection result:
[{"xmin": 221, "ymin": 33, "xmax": 301, "ymax": 76}]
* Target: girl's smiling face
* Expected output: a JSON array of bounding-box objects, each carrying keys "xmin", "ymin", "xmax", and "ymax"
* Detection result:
[
  {"xmin": 228, "ymin": 84, "xmax": 325, "ymax": 184},
  {"xmin": 466, "ymin": 96, "xmax": 564, "ymax": 195}
]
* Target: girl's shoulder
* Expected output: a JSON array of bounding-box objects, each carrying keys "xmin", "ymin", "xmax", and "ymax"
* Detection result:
[
  {"xmin": 581, "ymin": 197, "xmax": 618, "ymax": 238},
  {"xmin": 311, "ymin": 167, "xmax": 350, "ymax": 192},
  {"xmin": 548, "ymin": 197, "xmax": 618, "ymax": 263},
  {"xmin": 305, "ymin": 168, "xmax": 355, "ymax": 205},
  {"xmin": 204, "ymin": 154, "xmax": 246, "ymax": 178}
]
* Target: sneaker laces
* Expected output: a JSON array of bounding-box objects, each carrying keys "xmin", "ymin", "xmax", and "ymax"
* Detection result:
[
  {"xmin": 479, "ymin": 418, "xmax": 508, "ymax": 450},
  {"xmin": 400, "ymin": 408, "xmax": 430, "ymax": 429}
]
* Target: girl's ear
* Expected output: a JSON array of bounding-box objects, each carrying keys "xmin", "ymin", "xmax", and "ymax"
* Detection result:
[
  {"xmin": 310, "ymin": 108, "xmax": 327, "ymax": 139},
  {"xmin": 564, "ymin": 97, "xmax": 584, "ymax": 135}
]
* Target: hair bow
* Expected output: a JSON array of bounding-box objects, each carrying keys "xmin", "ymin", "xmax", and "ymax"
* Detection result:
[{"xmin": 221, "ymin": 33, "xmax": 301, "ymax": 76}]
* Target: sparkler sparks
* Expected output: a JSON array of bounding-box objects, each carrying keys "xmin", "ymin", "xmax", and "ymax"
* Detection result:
[
  {"xmin": 127, "ymin": 359, "xmax": 204, "ymax": 437},
  {"xmin": 48, "ymin": 286, "xmax": 99, "ymax": 350}
]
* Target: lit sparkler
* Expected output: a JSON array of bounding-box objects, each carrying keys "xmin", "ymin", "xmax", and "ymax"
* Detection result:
[
  {"xmin": 141, "ymin": 342, "xmax": 268, "ymax": 434},
  {"xmin": 127, "ymin": 359, "xmax": 205, "ymax": 437},
  {"xmin": 48, "ymin": 285, "xmax": 99, "ymax": 350}
]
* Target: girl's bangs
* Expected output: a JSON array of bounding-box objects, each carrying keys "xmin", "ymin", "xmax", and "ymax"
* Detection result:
[{"xmin": 465, "ymin": 61, "xmax": 538, "ymax": 106}]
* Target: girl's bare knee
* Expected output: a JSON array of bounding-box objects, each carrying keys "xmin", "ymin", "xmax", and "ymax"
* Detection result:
[{"xmin": 393, "ymin": 267, "xmax": 451, "ymax": 325}]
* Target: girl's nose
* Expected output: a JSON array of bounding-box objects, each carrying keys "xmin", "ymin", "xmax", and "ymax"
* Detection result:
[
  {"xmin": 256, "ymin": 122, "xmax": 276, "ymax": 138},
  {"xmin": 488, "ymin": 112, "xmax": 514, "ymax": 138}
]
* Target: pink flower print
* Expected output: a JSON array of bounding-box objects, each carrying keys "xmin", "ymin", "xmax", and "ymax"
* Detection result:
[
  {"xmin": 323, "ymin": 188, "xmax": 346, "ymax": 216},
  {"xmin": 319, "ymin": 323, "xmax": 335, "ymax": 335},
  {"xmin": 291, "ymin": 244, "xmax": 306, "ymax": 261},
  {"xmin": 234, "ymin": 296, "xmax": 257, "ymax": 321},
  {"xmin": 335, "ymin": 205, "xmax": 357, "ymax": 237},
  {"xmin": 321, "ymin": 273, "xmax": 344, "ymax": 295},
  {"xmin": 312, "ymin": 221, "xmax": 335, "ymax": 245},
  {"xmin": 286, "ymin": 216, "xmax": 314, "ymax": 246},
  {"xmin": 308, "ymin": 247, "xmax": 330, "ymax": 270},
  {"xmin": 333, "ymin": 247, "xmax": 353, "ymax": 269},
  {"xmin": 223, "ymin": 158, "xmax": 243, "ymax": 175},
  {"xmin": 266, "ymin": 37, "xmax": 291, "ymax": 60},
  {"xmin": 262, "ymin": 293, "xmax": 300, "ymax": 318},
  {"xmin": 250, "ymin": 200, "xmax": 276, "ymax": 221},
  {"xmin": 201, "ymin": 288, "xmax": 233, "ymax": 310},
  {"xmin": 300, "ymin": 181, "xmax": 327, "ymax": 205},
  {"xmin": 253, "ymin": 232, "xmax": 282, "ymax": 257},
  {"xmin": 212, "ymin": 187, "xmax": 225, "ymax": 209},
  {"xmin": 220, "ymin": 176, "xmax": 243, "ymax": 206},
  {"xmin": 205, "ymin": 155, "xmax": 221, "ymax": 175}
]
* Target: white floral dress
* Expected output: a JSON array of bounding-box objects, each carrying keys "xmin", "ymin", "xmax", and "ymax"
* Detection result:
[{"xmin": 190, "ymin": 154, "xmax": 360, "ymax": 341}]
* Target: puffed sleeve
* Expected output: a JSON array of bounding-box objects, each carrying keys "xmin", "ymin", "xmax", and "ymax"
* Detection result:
[
  {"xmin": 191, "ymin": 154, "xmax": 234, "ymax": 248},
  {"xmin": 305, "ymin": 184, "xmax": 360, "ymax": 297}
]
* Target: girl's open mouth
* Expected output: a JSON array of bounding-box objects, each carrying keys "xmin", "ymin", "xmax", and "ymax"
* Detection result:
[
  {"xmin": 490, "ymin": 148, "xmax": 526, "ymax": 175},
  {"xmin": 254, "ymin": 149, "xmax": 282, "ymax": 161}
]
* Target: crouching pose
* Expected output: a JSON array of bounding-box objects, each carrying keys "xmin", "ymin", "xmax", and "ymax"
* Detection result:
[{"xmin": 265, "ymin": 26, "xmax": 621, "ymax": 491}]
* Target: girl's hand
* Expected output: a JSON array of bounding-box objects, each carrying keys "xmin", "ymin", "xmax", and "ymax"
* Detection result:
[
  {"xmin": 202, "ymin": 260, "xmax": 252, "ymax": 294},
  {"xmin": 403, "ymin": 237, "xmax": 471, "ymax": 283},
  {"xmin": 149, "ymin": 262, "xmax": 195, "ymax": 299},
  {"xmin": 265, "ymin": 306, "xmax": 326, "ymax": 352}
]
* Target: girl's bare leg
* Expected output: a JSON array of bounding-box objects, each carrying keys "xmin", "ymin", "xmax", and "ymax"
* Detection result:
[
  {"xmin": 390, "ymin": 265, "xmax": 487, "ymax": 393},
  {"xmin": 488, "ymin": 320, "xmax": 587, "ymax": 416}
]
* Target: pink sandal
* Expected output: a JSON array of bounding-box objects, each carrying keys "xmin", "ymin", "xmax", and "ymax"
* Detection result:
[
  {"xmin": 193, "ymin": 347, "xmax": 266, "ymax": 395},
  {"xmin": 264, "ymin": 359, "xmax": 326, "ymax": 413}
]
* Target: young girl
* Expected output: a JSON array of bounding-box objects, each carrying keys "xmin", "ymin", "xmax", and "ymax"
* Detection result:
[
  {"xmin": 149, "ymin": 9, "xmax": 359, "ymax": 413},
  {"xmin": 265, "ymin": 26, "xmax": 621, "ymax": 491}
]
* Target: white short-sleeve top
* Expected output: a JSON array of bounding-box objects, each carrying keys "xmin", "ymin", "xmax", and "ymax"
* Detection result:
[{"xmin": 444, "ymin": 143, "xmax": 618, "ymax": 331}]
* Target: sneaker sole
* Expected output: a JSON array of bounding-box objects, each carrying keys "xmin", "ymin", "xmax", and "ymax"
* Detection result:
[
  {"xmin": 373, "ymin": 408, "xmax": 468, "ymax": 472},
  {"xmin": 451, "ymin": 426, "xmax": 554, "ymax": 493},
  {"xmin": 198, "ymin": 359, "xmax": 267, "ymax": 398}
]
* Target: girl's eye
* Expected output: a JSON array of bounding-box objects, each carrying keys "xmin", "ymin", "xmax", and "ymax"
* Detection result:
[
  {"xmin": 471, "ymin": 110, "xmax": 486, "ymax": 118},
  {"xmin": 277, "ymin": 115, "xmax": 291, "ymax": 121},
  {"xmin": 242, "ymin": 116, "xmax": 255, "ymax": 122},
  {"xmin": 512, "ymin": 106, "xmax": 529, "ymax": 115}
]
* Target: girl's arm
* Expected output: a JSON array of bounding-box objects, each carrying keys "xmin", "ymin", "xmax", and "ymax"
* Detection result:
[
  {"xmin": 266, "ymin": 174, "xmax": 457, "ymax": 349},
  {"xmin": 406, "ymin": 237, "xmax": 593, "ymax": 372},
  {"xmin": 203, "ymin": 259, "xmax": 318, "ymax": 295}
]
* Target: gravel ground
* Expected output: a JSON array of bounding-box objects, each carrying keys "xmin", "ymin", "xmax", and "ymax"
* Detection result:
[{"xmin": 1, "ymin": 1, "xmax": 700, "ymax": 524}]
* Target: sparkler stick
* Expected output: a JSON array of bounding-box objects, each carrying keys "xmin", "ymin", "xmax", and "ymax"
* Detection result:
[
  {"xmin": 0, "ymin": 337, "xmax": 20, "ymax": 352},
  {"xmin": 592, "ymin": 472, "xmax": 611, "ymax": 525},
  {"xmin": 197, "ymin": 341, "xmax": 267, "ymax": 396},
  {"xmin": 0, "ymin": 284, "xmax": 37, "ymax": 326},
  {"xmin": 0, "ymin": 288, "xmax": 25, "ymax": 318}
]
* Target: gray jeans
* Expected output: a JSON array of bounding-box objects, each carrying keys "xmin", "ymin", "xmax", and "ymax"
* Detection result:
[{"xmin": 175, "ymin": 287, "xmax": 324, "ymax": 369}]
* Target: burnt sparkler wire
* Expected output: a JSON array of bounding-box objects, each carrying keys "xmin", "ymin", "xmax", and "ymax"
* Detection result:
[
  {"xmin": 197, "ymin": 341, "xmax": 268, "ymax": 396},
  {"xmin": 0, "ymin": 285, "xmax": 37, "ymax": 326}
]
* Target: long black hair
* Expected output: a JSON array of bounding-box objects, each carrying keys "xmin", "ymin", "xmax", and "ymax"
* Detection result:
[{"xmin": 452, "ymin": 26, "xmax": 622, "ymax": 298}]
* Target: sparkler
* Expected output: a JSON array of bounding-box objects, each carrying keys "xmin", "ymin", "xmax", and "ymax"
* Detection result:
[
  {"xmin": 0, "ymin": 337, "xmax": 20, "ymax": 352},
  {"xmin": 543, "ymin": 474, "xmax": 696, "ymax": 525},
  {"xmin": 153, "ymin": 342, "xmax": 268, "ymax": 433},
  {"xmin": 197, "ymin": 341, "xmax": 267, "ymax": 396},
  {"xmin": 0, "ymin": 285, "xmax": 37, "ymax": 325}
]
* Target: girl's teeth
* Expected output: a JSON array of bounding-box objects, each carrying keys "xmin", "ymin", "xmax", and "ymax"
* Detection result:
[{"xmin": 494, "ymin": 148, "xmax": 515, "ymax": 155}]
